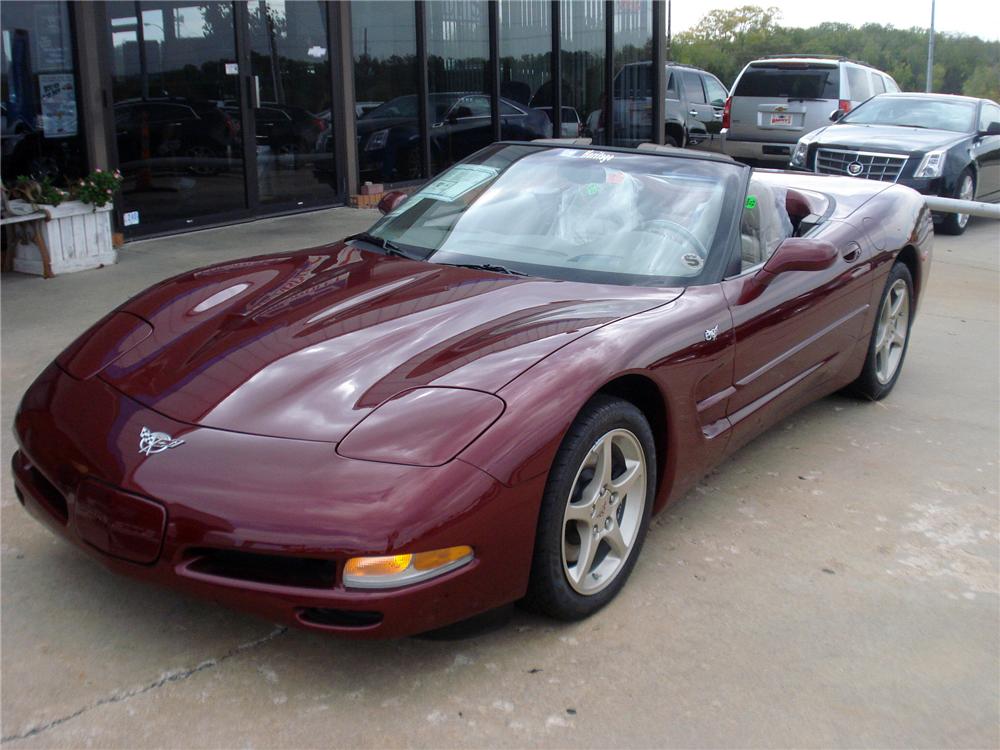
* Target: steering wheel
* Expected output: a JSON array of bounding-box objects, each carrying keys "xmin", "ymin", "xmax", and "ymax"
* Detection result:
[{"xmin": 639, "ymin": 219, "xmax": 709, "ymax": 259}]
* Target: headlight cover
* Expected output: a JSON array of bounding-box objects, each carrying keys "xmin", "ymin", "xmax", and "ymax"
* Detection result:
[
  {"xmin": 790, "ymin": 140, "xmax": 810, "ymax": 168},
  {"xmin": 914, "ymin": 149, "xmax": 946, "ymax": 179},
  {"xmin": 337, "ymin": 387, "xmax": 505, "ymax": 466},
  {"xmin": 365, "ymin": 128, "xmax": 389, "ymax": 151}
]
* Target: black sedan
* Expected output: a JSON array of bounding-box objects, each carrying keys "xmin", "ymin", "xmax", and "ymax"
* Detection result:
[
  {"xmin": 790, "ymin": 93, "xmax": 1000, "ymax": 234},
  {"xmin": 351, "ymin": 93, "xmax": 551, "ymax": 182}
]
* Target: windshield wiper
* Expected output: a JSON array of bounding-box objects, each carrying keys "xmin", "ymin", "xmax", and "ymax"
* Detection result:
[
  {"xmin": 442, "ymin": 262, "xmax": 527, "ymax": 276},
  {"xmin": 346, "ymin": 232, "xmax": 415, "ymax": 259}
]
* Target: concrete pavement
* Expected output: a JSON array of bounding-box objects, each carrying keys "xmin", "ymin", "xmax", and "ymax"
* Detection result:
[{"xmin": 1, "ymin": 210, "xmax": 997, "ymax": 748}]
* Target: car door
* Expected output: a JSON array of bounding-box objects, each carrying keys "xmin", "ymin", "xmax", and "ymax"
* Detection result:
[
  {"xmin": 720, "ymin": 175, "xmax": 874, "ymax": 451},
  {"xmin": 701, "ymin": 74, "xmax": 729, "ymax": 152},
  {"xmin": 973, "ymin": 101, "xmax": 1000, "ymax": 201},
  {"xmin": 679, "ymin": 69, "xmax": 714, "ymax": 147},
  {"xmin": 440, "ymin": 95, "xmax": 493, "ymax": 165}
]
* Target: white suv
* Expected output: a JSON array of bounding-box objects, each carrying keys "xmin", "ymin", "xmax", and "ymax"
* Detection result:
[{"xmin": 722, "ymin": 55, "xmax": 900, "ymax": 165}]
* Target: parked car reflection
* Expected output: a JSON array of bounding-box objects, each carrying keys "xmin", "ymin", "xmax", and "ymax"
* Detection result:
[
  {"xmin": 114, "ymin": 98, "xmax": 239, "ymax": 176},
  {"xmin": 345, "ymin": 93, "xmax": 551, "ymax": 182}
]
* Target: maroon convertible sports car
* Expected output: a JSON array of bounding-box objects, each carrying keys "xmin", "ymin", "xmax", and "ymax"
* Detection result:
[{"xmin": 13, "ymin": 142, "xmax": 932, "ymax": 637}]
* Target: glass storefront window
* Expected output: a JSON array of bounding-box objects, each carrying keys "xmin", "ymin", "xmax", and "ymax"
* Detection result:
[
  {"xmin": 499, "ymin": 0, "xmax": 562, "ymax": 136},
  {"xmin": 108, "ymin": 1, "xmax": 246, "ymax": 231},
  {"xmin": 611, "ymin": 0, "xmax": 652, "ymax": 147},
  {"xmin": 427, "ymin": 0, "xmax": 491, "ymax": 175},
  {"xmin": 352, "ymin": 1, "xmax": 419, "ymax": 183},
  {"xmin": 561, "ymin": 0, "xmax": 605, "ymax": 145},
  {"xmin": 1, "ymin": 1, "xmax": 86, "ymax": 185},
  {"xmin": 246, "ymin": 0, "xmax": 336, "ymax": 207}
]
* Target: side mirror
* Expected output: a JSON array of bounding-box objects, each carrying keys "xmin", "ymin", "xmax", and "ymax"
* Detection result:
[
  {"xmin": 829, "ymin": 109, "xmax": 846, "ymax": 122},
  {"xmin": 377, "ymin": 190, "xmax": 408, "ymax": 215},
  {"xmin": 979, "ymin": 121, "xmax": 1000, "ymax": 137},
  {"xmin": 738, "ymin": 238, "xmax": 839, "ymax": 304}
]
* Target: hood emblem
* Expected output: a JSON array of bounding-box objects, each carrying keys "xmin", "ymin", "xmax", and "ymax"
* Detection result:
[
  {"xmin": 139, "ymin": 426, "xmax": 184, "ymax": 456},
  {"xmin": 846, "ymin": 161, "xmax": 864, "ymax": 176},
  {"xmin": 704, "ymin": 324, "xmax": 720, "ymax": 342}
]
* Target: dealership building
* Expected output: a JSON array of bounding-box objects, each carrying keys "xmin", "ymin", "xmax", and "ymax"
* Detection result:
[{"xmin": 2, "ymin": 0, "xmax": 670, "ymax": 239}]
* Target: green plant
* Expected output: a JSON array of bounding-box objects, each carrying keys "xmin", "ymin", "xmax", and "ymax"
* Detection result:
[
  {"xmin": 9, "ymin": 175, "xmax": 69, "ymax": 207},
  {"xmin": 74, "ymin": 168, "xmax": 123, "ymax": 208}
]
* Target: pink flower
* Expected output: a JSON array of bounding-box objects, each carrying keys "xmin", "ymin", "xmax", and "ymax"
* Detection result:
[
  {"xmin": 95, "ymin": 168, "xmax": 102, "ymax": 173},
  {"xmin": 106, "ymin": 189, "xmax": 112, "ymax": 194}
]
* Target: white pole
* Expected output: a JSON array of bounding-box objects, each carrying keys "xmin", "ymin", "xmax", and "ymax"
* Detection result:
[{"xmin": 926, "ymin": 0, "xmax": 936, "ymax": 92}]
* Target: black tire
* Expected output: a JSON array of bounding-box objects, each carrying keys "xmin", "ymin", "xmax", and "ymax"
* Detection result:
[
  {"xmin": 938, "ymin": 168, "xmax": 975, "ymax": 236},
  {"xmin": 522, "ymin": 394, "xmax": 656, "ymax": 621},
  {"xmin": 849, "ymin": 262, "xmax": 914, "ymax": 400}
]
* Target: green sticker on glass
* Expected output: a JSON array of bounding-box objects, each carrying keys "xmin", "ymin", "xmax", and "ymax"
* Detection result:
[
  {"xmin": 584, "ymin": 183, "xmax": 600, "ymax": 196},
  {"xmin": 745, "ymin": 195, "xmax": 758, "ymax": 210}
]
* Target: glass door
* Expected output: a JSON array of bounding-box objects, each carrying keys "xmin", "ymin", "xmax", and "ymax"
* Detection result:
[
  {"xmin": 244, "ymin": 0, "xmax": 337, "ymax": 209},
  {"xmin": 107, "ymin": 1, "xmax": 248, "ymax": 234}
]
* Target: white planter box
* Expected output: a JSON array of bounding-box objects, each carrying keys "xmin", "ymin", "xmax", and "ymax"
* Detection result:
[{"xmin": 11, "ymin": 200, "xmax": 117, "ymax": 276}]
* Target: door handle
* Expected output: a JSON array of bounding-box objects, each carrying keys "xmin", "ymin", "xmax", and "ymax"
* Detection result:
[
  {"xmin": 841, "ymin": 241, "xmax": 861, "ymax": 262},
  {"xmin": 689, "ymin": 109, "xmax": 699, "ymax": 117}
]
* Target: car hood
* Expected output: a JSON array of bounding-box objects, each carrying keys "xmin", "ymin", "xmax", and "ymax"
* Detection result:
[
  {"xmin": 79, "ymin": 243, "xmax": 680, "ymax": 442},
  {"xmin": 815, "ymin": 123, "xmax": 967, "ymax": 153}
]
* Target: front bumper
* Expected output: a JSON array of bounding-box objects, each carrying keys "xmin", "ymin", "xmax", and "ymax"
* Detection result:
[{"xmin": 12, "ymin": 363, "xmax": 542, "ymax": 638}]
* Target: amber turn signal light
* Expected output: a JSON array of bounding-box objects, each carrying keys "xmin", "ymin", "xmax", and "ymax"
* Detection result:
[{"xmin": 343, "ymin": 545, "xmax": 473, "ymax": 589}]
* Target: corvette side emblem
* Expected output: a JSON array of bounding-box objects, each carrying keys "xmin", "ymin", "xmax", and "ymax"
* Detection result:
[
  {"xmin": 704, "ymin": 324, "xmax": 719, "ymax": 342},
  {"xmin": 139, "ymin": 427, "xmax": 184, "ymax": 456}
]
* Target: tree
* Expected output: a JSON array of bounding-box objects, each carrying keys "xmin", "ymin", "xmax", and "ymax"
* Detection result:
[{"xmin": 963, "ymin": 64, "xmax": 1000, "ymax": 101}]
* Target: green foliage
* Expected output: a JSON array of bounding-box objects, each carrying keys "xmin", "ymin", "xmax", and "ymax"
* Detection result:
[
  {"xmin": 963, "ymin": 64, "xmax": 1000, "ymax": 101},
  {"xmin": 74, "ymin": 169, "xmax": 124, "ymax": 208},
  {"xmin": 672, "ymin": 6, "xmax": 1000, "ymax": 96},
  {"xmin": 9, "ymin": 176, "xmax": 69, "ymax": 207}
]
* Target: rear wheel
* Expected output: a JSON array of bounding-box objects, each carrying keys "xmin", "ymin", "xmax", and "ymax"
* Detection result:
[
  {"xmin": 938, "ymin": 169, "xmax": 975, "ymax": 235},
  {"xmin": 849, "ymin": 262, "xmax": 914, "ymax": 400},
  {"xmin": 523, "ymin": 395, "xmax": 655, "ymax": 620}
]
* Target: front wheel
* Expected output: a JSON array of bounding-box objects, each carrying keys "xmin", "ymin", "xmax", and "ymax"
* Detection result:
[
  {"xmin": 938, "ymin": 169, "xmax": 975, "ymax": 235},
  {"xmin": 523, "ymin": 395, "xmax": 655, "ymax": 620},
  {"xmin": 849, "ymin": 262, "xmax": 914, "ymax": 400}
]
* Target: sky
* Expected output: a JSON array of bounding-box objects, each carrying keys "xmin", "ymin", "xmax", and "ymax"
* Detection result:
[{"xmin": 669, "ymin": 0, "xmax": 1000, "ymax": 42}]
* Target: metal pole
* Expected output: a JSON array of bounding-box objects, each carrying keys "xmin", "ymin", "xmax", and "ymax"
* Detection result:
[
  {"xmin": 926, "ymin": 0, "xmax": 935, "ymax": 93},
  {"xmin": 924, "ymin": 195, "xmax": 1000, "ymax": 219},
  {"xmin": 666, "ymin": 0, "xmax": 671, "ymax": 61}
]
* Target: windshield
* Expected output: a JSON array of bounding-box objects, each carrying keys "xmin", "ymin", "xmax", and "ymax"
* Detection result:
[
  {"xmin": 842, "ymin": 97, "xmax": 977, "ymax": 132},
  {"xmin": 365, "ymin": 144, "xmax": 744, "ymax": 287},
  {"xmin": 735, "ymin": 64, "xmax": 839, "ymax": 99}
]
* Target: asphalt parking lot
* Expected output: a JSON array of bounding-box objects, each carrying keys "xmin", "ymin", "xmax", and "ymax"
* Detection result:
[{"xmin": 1, "ymin": 209, "xmax": 997, "ymax": 749}]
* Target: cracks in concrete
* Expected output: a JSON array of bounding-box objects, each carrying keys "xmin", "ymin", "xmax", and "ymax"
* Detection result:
[{"xmin": 1, "ymin": 626, "xmax": 288, "ymax": 744}]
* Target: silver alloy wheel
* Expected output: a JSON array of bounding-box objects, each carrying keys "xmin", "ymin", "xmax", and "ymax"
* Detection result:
[
  {"xmin": 956, "ymin": 174, "xmax": 974, "ymax": 229},
  {"xmin": 874, "ymin": 278, "xmax": 910, "ymax": 385},
  {"xmin": 561, "ymin": 428, "xmax": 647, "ymax": 595}
]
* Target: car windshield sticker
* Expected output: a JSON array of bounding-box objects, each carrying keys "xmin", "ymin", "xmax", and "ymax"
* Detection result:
[
  {"xmin": 607, "ymin": 170, "xmax": 625, "ymax": 184},
  {"xmin": 419, "ymin": 165, "xmax": 499, "ymax": 202},
  {"xmin": 745, "ymin": 195, "xmax": 758, "ymax": 210},
  {"xmin": 554, "ymin": 149, "xmax": 615, "ymax": 163},
  {"xmin": 584, "ymin": 183, "xmax": 601, "ymax": 196},
  {"xmin": 682, "ymin": 253, "xmax": 704, "ymax": 270}
]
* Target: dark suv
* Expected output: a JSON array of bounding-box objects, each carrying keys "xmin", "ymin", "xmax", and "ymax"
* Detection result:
[{"xmin": 606, "ymin": 61, "xmax": 729, "ymax": 150}]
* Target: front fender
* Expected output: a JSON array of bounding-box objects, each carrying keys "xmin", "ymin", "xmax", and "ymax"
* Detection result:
[{"xmin": 459, "ymin": 285, "xmax": 736, "ymax": 514}]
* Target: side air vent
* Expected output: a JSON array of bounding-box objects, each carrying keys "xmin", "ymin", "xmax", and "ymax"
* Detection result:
[{"xmin": 185, "ymin": 548, "xmax": 336, "ymax": 589}]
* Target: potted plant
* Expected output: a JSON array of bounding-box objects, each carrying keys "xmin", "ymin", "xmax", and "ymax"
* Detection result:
[{"xmin": 7, "ymin": 169, "xmax": 122, "ymax": 276}]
